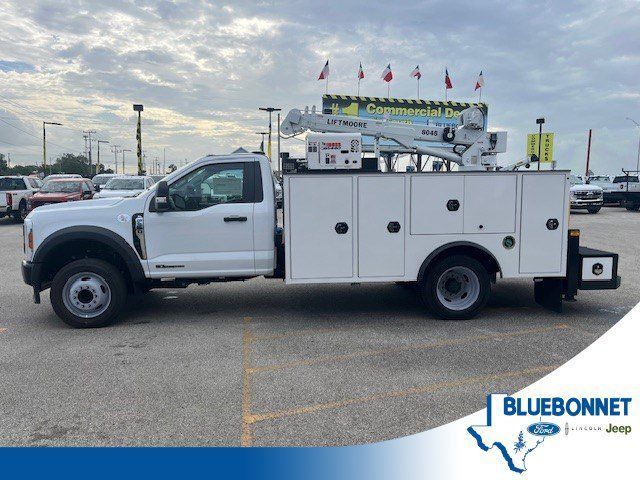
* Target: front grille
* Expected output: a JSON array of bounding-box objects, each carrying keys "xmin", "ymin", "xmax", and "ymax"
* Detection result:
[{"xmin": 574, "ymin": 191, "xmax": 602, "ymax": 200}]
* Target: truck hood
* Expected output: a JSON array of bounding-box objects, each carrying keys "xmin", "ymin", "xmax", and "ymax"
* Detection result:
[
  {"xmin": 30, "ymin": 192, "xmax": 80, "ymax": 202},
  {"xmin": 28, "ymin": 197, "xmax": 123, "ymax": 214},
  {"xmin": 570, "ymin": 184, "xmax": 602, "ymax": 193},
  {"xmin": 95, "ymin": 189, "xmax": 143, "ymax": 198}
]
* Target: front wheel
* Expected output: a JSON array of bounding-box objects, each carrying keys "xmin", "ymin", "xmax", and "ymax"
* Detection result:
[
  {"xmin": 420, "ymin": 255, "xmax": 491, "ymax": 320},
  {"xmin": 50, "ymin": 259, "xmax": 127, "ymax": 328},
  {"xmin": 587, "ymin": 206, "xmax": 601, "ymax": 214}
]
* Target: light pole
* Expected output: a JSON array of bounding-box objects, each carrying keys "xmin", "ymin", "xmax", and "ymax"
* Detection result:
[
  {"xmin": 96, "ymin": 140, "xmax": 109, "ymax": 174},
  {"xmin": 43, "ymin": 121, "xmax": 62, "ymax": 171},
  {"xmin": 536, "ymin": 118, "xmax": 545, "ymax": 171},
  {"xmin": 83, "ymin": 130, "xmax": 96, "ymax": 174},
  {"xmin": 259, "ymin": 107, "xmax": 281, "ymax": 163},
  {"xmin": 626, "ymin": 117, "xmax": 640, "ymax": 171},
  {"xmin": 133, "ymin": 104, "xmax": 144, "ymax": 175},
  {"xmin": 122, "ymin": 149, "xmax": 131, "ymax": 174},
  {"xmin": 111, "ymin": 145, "xmax": 121, "ymax": 174}
]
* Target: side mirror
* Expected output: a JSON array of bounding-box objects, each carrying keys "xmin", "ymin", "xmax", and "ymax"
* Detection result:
[
  {"xmin": 95, "ymin": 184, "xmax": 101, "ymax": 192},
  {"xmin": 155, "ymin": 181, "xmax": 170, "ymax": 211}
]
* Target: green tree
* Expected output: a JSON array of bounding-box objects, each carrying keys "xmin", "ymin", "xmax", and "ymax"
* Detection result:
[{"xmin": 52, "ymin": 153, "xmax": 90, "ymax": 176}]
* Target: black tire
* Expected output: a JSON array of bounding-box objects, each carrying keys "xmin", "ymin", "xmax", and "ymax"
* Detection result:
[
  {"xmin": 12, "ymin": 201, "xmax": 27, "ymax": 223},
  {"xmin": 626, "ymin": 204, "xmax": 639, "ymax": 211},
  {"xmin": 50, "ymin": 258, "xmax": 127, "ymax": 328},
  {"xmin": 587, "ymin": 206, "xmax": 601, "ymax": 214},
  {"xmin": 420, "ymin": 255, "xmax": 491, "ymax": 320}
]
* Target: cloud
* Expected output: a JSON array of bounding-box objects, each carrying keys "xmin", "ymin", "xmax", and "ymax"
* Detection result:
[{"xmin": 0, "ymin": 0, "xmax": 638, "ymax": 173}]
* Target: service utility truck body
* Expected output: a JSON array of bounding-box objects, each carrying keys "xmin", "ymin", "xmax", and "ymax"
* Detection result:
[{"xmin": 21, "ymin": 106, "xmax": 621, "ymax": 327}]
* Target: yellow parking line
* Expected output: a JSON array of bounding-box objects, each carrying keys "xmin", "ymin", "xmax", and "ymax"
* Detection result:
[
  {"xmin": 251, "ymin": 323, "xmax": 373, "ymax": 342},
  {"xmin": 246, "ymin": 364, "xmax": 559, "ymax": 425},
  {"xmin": 241, "ymin": 316, "xmax": 253, "ymax": 447},
  {"xmin": 249, "ymin": 324, "xmax": 569, "ymax": 374},
  {"xmin": 0, "ymin": 328, "xmax": 6, "ymax": 333}
]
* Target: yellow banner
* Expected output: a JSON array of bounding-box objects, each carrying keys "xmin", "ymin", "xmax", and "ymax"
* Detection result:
[{"xmin": 526, "ymin": 133, "xmax": 554, "ymax": 163}]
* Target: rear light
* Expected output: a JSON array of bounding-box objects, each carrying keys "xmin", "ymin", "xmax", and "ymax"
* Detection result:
[
  {"xmin": 6, "ymin": 193, "xmax": 12, "ymax": 207},
  {"xmin": 28, "ymin": 230, "xmax": 33, "ymax": 251}
]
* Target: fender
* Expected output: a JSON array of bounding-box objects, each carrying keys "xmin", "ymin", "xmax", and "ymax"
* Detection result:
[
  {"xmin": 417, "ymin": 241, "xmax": 502, "ymax": 281},
  {"xmin": 32, "ymin": 225, "xmax": 146, "ymax": 285}
]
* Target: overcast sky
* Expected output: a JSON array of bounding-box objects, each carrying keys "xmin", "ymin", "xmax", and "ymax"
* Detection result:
[{"xmin": 1, "ymin": 0, "xmax": 639, "ymax": 173}]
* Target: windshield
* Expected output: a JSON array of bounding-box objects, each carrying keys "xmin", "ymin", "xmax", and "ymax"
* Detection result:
[
  {"xmin": 104, "ymin": 178, "xmax": 145, "ymax": 190},
  {"xmin": 93, "ymin": 175, "xmax": 114, "ymax": 186},
  {"xmin": 589, "ymin": 176, "xmax": 609, "ymax": 182},
  {"xmin": 41, "ymin": 181, "xmax": 82, "ymax": 193},
  {"xmin": 569, "ymin": 175, "xmax": 583, "ymax": 186}
]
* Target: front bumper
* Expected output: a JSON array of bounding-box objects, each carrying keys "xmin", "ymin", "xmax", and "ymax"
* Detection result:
[
  {"xmin": 22, "ymin": 260, "xmax": 42, "ymax": 303},
  {"xmin": 570, "ymin": 199, "xmax": 603, "ymax": 208}
]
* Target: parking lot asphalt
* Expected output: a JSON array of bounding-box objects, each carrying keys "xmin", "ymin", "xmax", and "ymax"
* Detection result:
[{"xmin": 0, "ymin": 208, "xmax": 638, "ymax": 446}]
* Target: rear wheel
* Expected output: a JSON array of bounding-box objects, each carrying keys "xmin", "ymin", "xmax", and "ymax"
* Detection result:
[
  {"xmin": 420, "ymin": 255, "xmax": 490, "ymax": 320},
  {"xmin": 587, "ymin": 206, "xmax": 601, "ymax": 214},
  {"xmin": 50, "ymin": 259, "xmax": 127, "ymax": 328},
  {"xmin": 12, "ymin": 201, "xmax": 27, "ymax": 223}
]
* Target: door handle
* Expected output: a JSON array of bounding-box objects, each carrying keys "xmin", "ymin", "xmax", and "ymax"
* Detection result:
[{"xmin": 224, "ymin": 216, "xmax": 247, "ymax": 222}]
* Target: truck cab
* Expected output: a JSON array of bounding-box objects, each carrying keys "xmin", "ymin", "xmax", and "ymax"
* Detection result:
[{"xmin": 22, "ymin": 154, "xmax": 277, "ymax": 327}]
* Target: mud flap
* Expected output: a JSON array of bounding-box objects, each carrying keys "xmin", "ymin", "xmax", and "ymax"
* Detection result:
[{"xmin": 534, "ymin": 277, "xmax": 563, "ymax": 313}]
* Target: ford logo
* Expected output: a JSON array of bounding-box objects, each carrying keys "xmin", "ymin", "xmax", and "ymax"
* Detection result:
[{"xmin": 527, "ymin": 422, "xmax": 560, "ymax": 436}]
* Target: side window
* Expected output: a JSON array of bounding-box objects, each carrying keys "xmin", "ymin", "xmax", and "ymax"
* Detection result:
[
  {"xmin": 168, "ymin": 162, "xmax": 251, "ymax": 211},
  {"xmin": 82, "ymin": 181, "xmax": 91, "ymax": 193}
]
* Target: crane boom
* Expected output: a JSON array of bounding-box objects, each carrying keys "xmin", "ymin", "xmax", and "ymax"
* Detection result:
[{"xmin": 281, "ymin": 106, "xmax": 507, "ymax": 170}]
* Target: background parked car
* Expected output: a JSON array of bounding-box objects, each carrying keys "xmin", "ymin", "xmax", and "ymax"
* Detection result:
[
  {"xmin": 0, "ymin": 176, "xmax": 42, "ymax": 222},
  {"xmin": 273, "ymin": 174, "xmax": 283, "ymax": 208},
  {"xmin": 42, "ymin": 173, "xmax": 82, "ymax": 183},
  {"xmin": 92, "ymin": 173, "xmax": 120, "ymax": 191},
  {"xmin": 569, "ymin": 174, "xmax": 603, "ymax": 213},
  {"xmin": 93, "ymin": 175, "xmax": 155, "ymax": 199},
  {"xmin": 27, "ymin": 178, "xmax": 94, "ymax": 212}
]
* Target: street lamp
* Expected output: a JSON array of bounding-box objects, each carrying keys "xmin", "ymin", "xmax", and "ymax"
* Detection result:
[
  {"xmin": 625, "ymin": 117, "xmax": 640, "ymax": 171},
  {"xmin": 133, "ymin": 104, "xmax": 144, "ymax": 175},
  {"xmin": 259, "ymin": 107, "xmax": 281, "ymax": 162},
  {"xmin": 96, "ymin": 140, "xmax": 109, "ymax": 174},
  {"xmin": 535, "ymin": 118, "xmax": 545, "ymax": 171},
  {"xmin": 122, "ymin": 149, "xmax": 131, "ymax": 174},
  {"xmin": 43, "ymin": 121, "xmax": 63, "ymax": 172}
]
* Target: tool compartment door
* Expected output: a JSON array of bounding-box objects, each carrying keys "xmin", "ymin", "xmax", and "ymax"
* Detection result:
[
  {"xmin": 463, "ymin": 175, "xmax": 517, "ymax": 233},
  {"xmin": 288, "ymin": 176, "xmax": 353, "ymax": 279},
  {"xmin": 358, "ymin": 176, "xmax": 405, "ymax": 277},
  {"xmin": 519, "ymin": 173, "xmax": 568, "ymax": 274},
  {"xmin": 410, "ymin": 175, "xmax": 464, "ymax": 234}
]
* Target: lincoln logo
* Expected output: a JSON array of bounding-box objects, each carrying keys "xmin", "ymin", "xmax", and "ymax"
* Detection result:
[
  {"xmin": 527, "ymin": 422, "xmax": 560, "ymax": 436},
  {"xmin": 592, "ymin": 263, "xmax": 604, "ymax": 275}
]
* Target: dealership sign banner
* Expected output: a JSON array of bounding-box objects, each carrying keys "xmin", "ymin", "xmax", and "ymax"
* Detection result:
[{"xmin": 322, "ymin": 94, "xmax": 488, "ymax": 149}]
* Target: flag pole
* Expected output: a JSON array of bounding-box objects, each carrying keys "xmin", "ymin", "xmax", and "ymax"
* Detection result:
[
  {"xmin": 387, "ymin": 82, "xmax": 390, "ymax": 99},
  {"xmin": 357, "ymin": 78, "xmax": 360, "ymax": 96},
  {"xmin": 325, "ymin": 76, "xmax": 328, "ymax": 94},
  {"xmin": 417, "ymin": 77, "xmax": 420, "ymax": 100},
  {"xmin": 478, "ymin": 87, "xmax": 482, "ymax": 104}
]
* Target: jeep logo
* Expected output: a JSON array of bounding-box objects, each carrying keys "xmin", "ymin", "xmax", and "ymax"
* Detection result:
[
  {"xmin": 527, "ymin": 422, "xmax": 560, "ymax": 436},
  {"xmin": 592, "ymin": 263, "xmax": 604, "ymax": 276}
]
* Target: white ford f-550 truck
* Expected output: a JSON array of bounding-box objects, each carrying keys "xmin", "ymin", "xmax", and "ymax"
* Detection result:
[{"xmin": 21, "ymin": 107, "xmax": 621, "ymax": 327}]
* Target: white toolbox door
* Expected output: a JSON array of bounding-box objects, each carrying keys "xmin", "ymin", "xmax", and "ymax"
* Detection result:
[
  {"xmin": 358, "ymin": 176, "xmax": 405, "ymax": 277},
  {"xmin": 520, "ymin": 174, "xmax": 566, "ymax": 274},
  {"xmin": 410, "ymin": 175, "xmax": 464, "ymax": 234},
  {"xmin": 463, "ymin": 175, "xmax": 517, "ymax": 233},
  {"xmin": 289, "ymin": 176, "xmax": 353, "ymax": 279}
]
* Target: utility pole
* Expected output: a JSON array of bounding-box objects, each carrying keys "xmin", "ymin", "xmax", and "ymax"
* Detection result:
[
  {"xmin": 163, "ymin": 147, "xmax": 166, "ymax": 175},
  {"xmin": 96, "ymin": 140, "xmax": 109, "ymax": 174},
  {"xmin": 111, "ymin": 145, "xmax": 121, "ymax": 174},
  {"xmin": 133, "ymin": 104, "xmax": 144, "ymax": 175},
  {"xmin": 83, "ymin": 130, "xmax": 96, "ymax": 175},
  {"xmin": 277, "ymin": 112, "xmax": 281, "ymax": 174},
  {"xmin": 122, "ymin": 149, "xmax": 131, "ymax": 174},
  {"xmin": 43, "ymin": 121, "xmax": 62, "ymax": 172},
  {"xmin": 259, "ymin": 107, "xmax": 281, "ymax": 163},
  {"xmin": 626, "ymin": 117, "xmax": 640, "ymax": 171}
]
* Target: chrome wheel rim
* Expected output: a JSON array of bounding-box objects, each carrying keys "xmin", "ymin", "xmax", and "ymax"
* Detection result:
[
  {"xmin": 436, "ymin": 266, "xmax": 480, "ymax": 311},
  {"xmin": 62, "ymin": 272, "xmax": 111, "ymax": 318}
]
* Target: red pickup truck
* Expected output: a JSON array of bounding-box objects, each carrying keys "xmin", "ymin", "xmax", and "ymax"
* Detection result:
[{"xmin": 27, "ymin": 178, "xmax": 95, "ymax": 211}]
